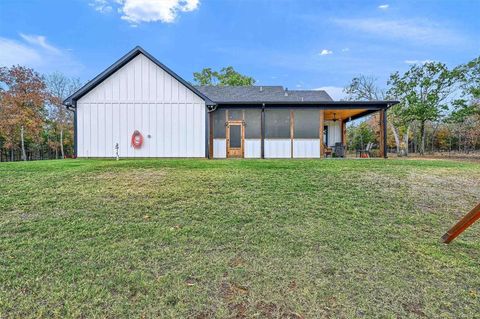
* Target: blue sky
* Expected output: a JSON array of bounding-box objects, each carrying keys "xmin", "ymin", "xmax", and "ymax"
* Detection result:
[{"xmin": 1, "ymin": 0, "xmax": 479, "ymax": 99}]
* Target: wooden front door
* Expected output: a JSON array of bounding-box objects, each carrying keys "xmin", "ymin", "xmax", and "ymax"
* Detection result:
[{"xmin": 226, "ymin": 121, "xmax": 244, "ymax": 158}]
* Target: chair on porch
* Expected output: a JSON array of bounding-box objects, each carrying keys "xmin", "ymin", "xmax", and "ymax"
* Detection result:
[
  {"xmin": 323, "ymin": 143, "xmax": 333, "ymax": 157},
  {"xmin": 356, "ymin": 142, "xmax": 373, "ymax": 158},
  {"xmin": 333, "ymin": 142, "xmax": 346, "ymax": 158}
]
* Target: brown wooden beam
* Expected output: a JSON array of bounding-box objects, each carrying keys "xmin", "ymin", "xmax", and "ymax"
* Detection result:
[
  {"xmin": 319, "ymin": 110, "xmax": 325, "ymax": 158},
  {"xmin": 442, "ymin": 202, "xmax": 480, "ymax": 244}
]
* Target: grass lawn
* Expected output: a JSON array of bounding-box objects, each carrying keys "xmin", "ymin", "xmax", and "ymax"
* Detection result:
[{"xmin": 1, "ymin": 158, "xmax": 479, "ymax": 318}]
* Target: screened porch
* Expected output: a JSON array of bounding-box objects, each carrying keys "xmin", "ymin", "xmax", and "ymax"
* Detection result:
[{"xmin": 208, "ymin": 105, "xmax": 387, "ymax": 159}]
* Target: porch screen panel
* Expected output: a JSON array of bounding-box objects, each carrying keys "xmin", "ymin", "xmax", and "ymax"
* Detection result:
[
  {"xmin": 228, "ymin": 109, "xmax": 243, "ymax": 121},
  {"xmin": 213, "ymin": 109, "xmax": 226, "ymax": 138},
  {"xmin": 244, "ymin": 109, "xmax": 261, "ymax": 138},
  {"xmin": 294, "ymin": 109, "xmax": 320, "ymax": 138},
  {"xmin": 265, "ymin": 109, "xmax": 291, "ymax": 138}
]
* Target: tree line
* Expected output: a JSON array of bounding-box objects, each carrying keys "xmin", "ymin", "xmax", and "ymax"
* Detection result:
[
  {"xmin": 0, "ymin": 66, "xmax": 81, "ymax": 161},
  {"xmin": 1, "ymin": 58, "xmax": 478, "ymax": 161},
  {"xmin": 345, "ymin": 57, "xmax": 480, "ymax": 156}
]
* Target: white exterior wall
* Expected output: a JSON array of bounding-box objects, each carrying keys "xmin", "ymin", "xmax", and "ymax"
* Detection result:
[
  {"xmin": 293, "ymin": 140, "xmax": 320, "ymax": 158},
  {"xmin": 264, "ymin": 139, "xmax": 291, "ymax": 158},
  {"xmin": 213, "ymin": 139, "xmax": 226, "ymax": 158},
  {"xmin": 76, "ymin": 54, "xmax": 206, "ymax": 158},
  {"xmin": 244, "ymin": 139, "xmax": 261, "ymax": 158}
]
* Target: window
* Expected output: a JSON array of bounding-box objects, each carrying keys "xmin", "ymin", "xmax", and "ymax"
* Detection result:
[
  {"xmin": 265, "ymin": 109, "xmax": 290, "ymax": 139},
  {"xmin": 244, "ymin": 109, "xmax": 261, "ymax": 138},
  {"xmin": 294, "ymin": 109, "xmax": 320, "ymax": 138},
  {"xmin": 213, "ymin": 109, "xmax": 226, "ymax": 138}
]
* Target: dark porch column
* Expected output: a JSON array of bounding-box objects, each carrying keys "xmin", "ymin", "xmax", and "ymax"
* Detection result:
[
  {"xmin": 208, "ymin": 111, "xmax": 214, "ymax": 159},
  {"xmin": 379, "ymin": 108, "xmax": 387, "ymax": 158},
  {"xmin": 261, "ymin": 104, "xmax": 265, "ymax": 159}
]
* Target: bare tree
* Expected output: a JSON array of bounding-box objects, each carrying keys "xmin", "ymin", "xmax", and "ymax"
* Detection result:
[
  {"xmin": 344, "ymin": 75, "xmax": 408, "ymax": 155},
  {"xmin": 46, "ymin": 72, "xmax": 81, "ymax": 158}
]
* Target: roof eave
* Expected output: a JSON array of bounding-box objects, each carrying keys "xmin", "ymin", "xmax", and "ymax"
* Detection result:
[{"xmin": 213, "ymin": 100, "xmax": 399, "ymax": 106}]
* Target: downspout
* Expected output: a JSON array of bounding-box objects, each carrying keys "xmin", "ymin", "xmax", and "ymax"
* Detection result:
[
  {"xmin": 206, "ymin": 104, "xmax": 218, "ymax": 159},
  {"xmin": 65, "ymin": 100, "xmax": 77, "ymax": 158}
]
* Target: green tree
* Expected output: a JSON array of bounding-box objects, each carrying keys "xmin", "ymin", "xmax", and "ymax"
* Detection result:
[
  {"xmin": 387, "ymin": 62, "xmax": 461, "ymax": 155},
  {"xmin": 448, "ymin": 57, "xmax": 480, "ymax": 152},
  {"xmin": 347, "ymin": 121, "xmax": 376, "ymax": 151},
  {"xmin": 193, "ymin": 66, "xmax": 255, "ymax": 86}
]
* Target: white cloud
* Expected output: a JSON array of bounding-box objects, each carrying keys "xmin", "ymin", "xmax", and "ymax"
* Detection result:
[
  {"xmin": 0, "ymin": 34, "xmax": 83, "ymax": 75},
  {"xmin": 89, "ymin": 0, "xmax": 113, "ymax": 13},
  {"xmin": 320, "ymin": 49, "xmax": 333, "ymax": 56},
  {"xmin": 378, "ymin": 4, "xmax": 389, "ymax": 10},
  {"xmin": 404, "ymin": 59, "xmax": 434, "ymax": 65},
  {"xmin": 91, "ymin": 0, "xmax": 200, "ymax": 24},
  {"xmin": 315, "ymin": 86, "xmax": 346, "ymax": 101},
  {"xmin": 341, "ymin": 48, "xmax": 349, "ymax": 52},
  {"xmin": 334, "ymin": 18, "xmax": 465, "ymax": 45},
  {"xmin": 0, "ymin": 38, "xmax": 42, "ymax": 66},
  {"xmin": 19, "ymin": 33, "xmax": 61, "ymax": 54}
]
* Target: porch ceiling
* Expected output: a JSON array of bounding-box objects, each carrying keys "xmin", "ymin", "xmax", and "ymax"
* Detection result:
[{"xmin": 324, "ymin": 109, "xmax": 368, "ymax": 121}]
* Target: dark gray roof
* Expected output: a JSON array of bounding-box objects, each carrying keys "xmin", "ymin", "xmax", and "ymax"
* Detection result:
[
  {"xmin": 194, "ymin": 86, "xmax": 333, "ymax": 103},
  {"xmin": 63, "ymin": 46, "xmax": 214, "ymax": 106}
]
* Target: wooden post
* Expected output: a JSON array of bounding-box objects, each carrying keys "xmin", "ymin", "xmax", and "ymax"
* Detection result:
[
  {"xmin": 341, "ymin": 119, "xmax": 347, "ymax": 157},
  {"xmin": 319, "ymin": 110, "xmax": 325, "ymax": 158},
  {"xmin": 442, "ymin": 202, "xmax": 480, "ymax": 244},
  {"xmin": 379, "ymin": 109, "xmax": 386, "ymax": 158}
]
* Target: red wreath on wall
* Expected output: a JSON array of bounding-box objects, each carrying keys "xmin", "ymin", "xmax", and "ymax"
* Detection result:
[{"xmin": 131, "ymin": 130, "xmax": 143, "ymax": 149}]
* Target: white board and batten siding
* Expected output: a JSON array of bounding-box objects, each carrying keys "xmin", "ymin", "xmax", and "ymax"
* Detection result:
[
  {"xmin": 293, "ymin": 140, "xmax": 320, "ymax": 158},
  {"xmin": 76, "ymin": 53, "xmax": 206, "ymax": 158},
  {"xmin": 244, "ymin": 139, "xmax": 261, "ymax": 158},
  {"xmin": 264, "ymin": 139, "xmax": 291, "ymax": 158},
  {"xmin": 213, "ymin": 139, "xmax": 226, "ymax": 158}
]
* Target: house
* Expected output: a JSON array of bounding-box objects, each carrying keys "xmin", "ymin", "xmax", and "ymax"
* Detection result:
[{"xmin": 64, "ymin": 46, "xmax": 398, "ymax": 159}]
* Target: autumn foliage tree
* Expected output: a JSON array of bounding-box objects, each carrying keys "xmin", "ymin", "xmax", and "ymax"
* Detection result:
[{"xmin": 0, "ymin": 66, "xmax": 51, "ymax": 160}]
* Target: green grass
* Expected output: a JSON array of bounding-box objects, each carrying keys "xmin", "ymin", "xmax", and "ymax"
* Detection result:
[{"xmin": 1, "ymin": 158, "xmax": 479, "ymax": 318}]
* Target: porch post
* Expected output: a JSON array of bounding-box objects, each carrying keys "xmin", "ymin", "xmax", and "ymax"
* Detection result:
[
  {"xmin": 209, "ymin": 111, "xmax": 214, "ymax": 159},
  {"xmin": 341, "ymin": 120, "xmax": 346, "ymax": 145},
  {"xmin": 319, "ymin": 109, "xmax": 325, "ymax": 158},
  {"xmin": 261, "ymin": 104, "xmax": 265, "ymax": 159},
  {"xmin": 379, "ymin": 108, "xmax": 387, "ymax": 158}
]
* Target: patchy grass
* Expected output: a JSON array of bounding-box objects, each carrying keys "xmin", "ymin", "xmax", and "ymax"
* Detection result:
[{"xmin": 0, "ymin": 158, "xmax": 479, "ymax": 318}]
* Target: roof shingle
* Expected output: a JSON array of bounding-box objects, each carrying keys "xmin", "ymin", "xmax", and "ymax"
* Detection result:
[{"xmin": 194, "ymin": 86, "xmax": 333, "ymax": 103}]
